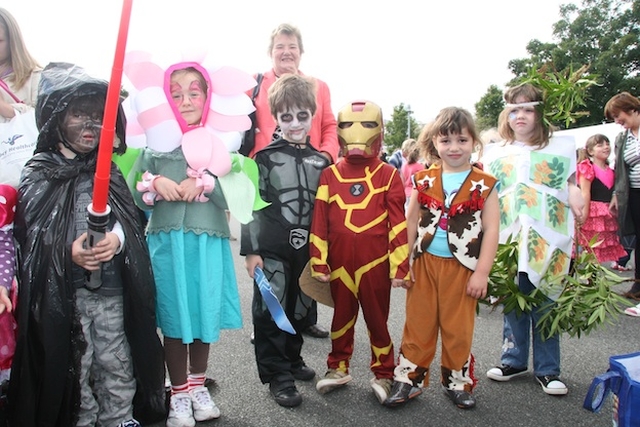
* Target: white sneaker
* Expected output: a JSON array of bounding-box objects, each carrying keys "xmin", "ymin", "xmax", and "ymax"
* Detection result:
[
  {"xmin": 624, "ymin": 303, "xmax": 640, "ymax": 317},
  {"xmin": 536, "ymin": 375, "xmax": 568, "ymax": 395},
  {"xmin": 166, "ymin": 393, "xmax": 195, "ymax": 427},
  {"xmin": 189, "ymin": 385, "xmax": 221, "ymax": 421}
]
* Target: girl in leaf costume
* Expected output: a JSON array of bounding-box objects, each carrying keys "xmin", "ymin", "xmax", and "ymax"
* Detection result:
[{"xmin": 482, "ymin": 83, "xmax": 584, "ymax": 396}]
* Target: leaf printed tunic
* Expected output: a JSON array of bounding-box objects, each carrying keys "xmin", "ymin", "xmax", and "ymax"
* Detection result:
[{"xmin": 483, "ymin": 137, "xmax": 576, "ymax": 294}]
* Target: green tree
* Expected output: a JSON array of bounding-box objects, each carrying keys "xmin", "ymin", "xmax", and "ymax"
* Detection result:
[
  {"xmin": 510, "ymin": 0, "xmax": 639, "ymax": 126},
  {"xmin": 384, "ymin": 103, "xmax": 421, "ymax": 152},
  {"xmin": 475, "ymin": 85, "xmax": 505, "ymax": 131},
  {"xmin": 475, "ymin": 0, "xmax": 639, "ymax": 128}
]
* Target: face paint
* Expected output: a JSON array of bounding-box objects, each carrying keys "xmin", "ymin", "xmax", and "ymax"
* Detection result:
[
  {"xmin": 277, "ymin": 108, "xmax": 312, "ymax": 143},
  {"xmin": 170, "ymin": 73, "xmax": 206, "ymax": 125},
  {"xmin": 62, "ymin": 111, "xmax": 103, "ymax": 153},
  {"xmin": 507, "ymin": 97, "xmax": 538, "ymax": 142}
]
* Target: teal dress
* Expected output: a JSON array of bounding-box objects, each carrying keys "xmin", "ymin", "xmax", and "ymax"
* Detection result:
[{"xmin": 132, "ymin": 148, "xmax": 242, "ymax": 343}]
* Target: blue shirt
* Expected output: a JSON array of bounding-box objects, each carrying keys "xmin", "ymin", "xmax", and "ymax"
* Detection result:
[{"xmin": 427, "ymin": 169, "xmax": 471, "ymax": 257}]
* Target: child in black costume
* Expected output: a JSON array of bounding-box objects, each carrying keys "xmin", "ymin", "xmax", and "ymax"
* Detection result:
[
  {"xmin": 240, "ymin": 74, "xmax": 330, "ymax": 408},
  {"xmin": 8, "ymin": 63, "xmax": 165, "ymax": 427}
]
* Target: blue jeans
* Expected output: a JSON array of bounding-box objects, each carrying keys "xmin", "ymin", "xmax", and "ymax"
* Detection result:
[{"xmin": 500, "ymin": 273, "xmax": 561, "ymax": 377}]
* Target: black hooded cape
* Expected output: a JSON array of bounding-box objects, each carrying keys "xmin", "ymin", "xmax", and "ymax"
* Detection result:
[{"xmin": 7, "ymin": 63, "xmax": 166, "ymax": 426}]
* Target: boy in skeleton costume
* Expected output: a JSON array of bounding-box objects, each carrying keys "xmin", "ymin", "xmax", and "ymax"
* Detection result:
[{"xmin": 241, "ymin": 74, "xmax": 330, "ymax": 408}]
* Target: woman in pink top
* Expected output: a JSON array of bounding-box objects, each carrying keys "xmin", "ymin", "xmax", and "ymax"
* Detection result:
[
  {"xmin": 246, "ymin": 23, "xmax": 338, "ymax": 339},
  {"xmin": 248, "ymin": 23, "xmax": 339, "ymax": 164}
]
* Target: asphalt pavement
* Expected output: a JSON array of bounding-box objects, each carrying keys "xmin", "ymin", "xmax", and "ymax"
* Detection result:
[{"xmin": 148, "ymin": 219, "xmax": 640, "ymax": 427}]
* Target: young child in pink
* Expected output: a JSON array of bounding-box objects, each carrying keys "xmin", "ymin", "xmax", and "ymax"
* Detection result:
[
  {"xmin": 576, "ymin": 134, "xmax": 626, "ymax": 264},
  {"xmin": 400, "ymin": 139, "xmax": 424, "ymax": 212}
]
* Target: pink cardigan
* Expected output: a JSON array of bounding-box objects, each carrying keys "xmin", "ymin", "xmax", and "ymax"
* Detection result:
[
  {"xmin": 401, "ymin": 161, "xmax": 425, "ymax": 198},
  {"xmin": 248, "ymin": 69, "xmax": 339, "ymax": 162}
]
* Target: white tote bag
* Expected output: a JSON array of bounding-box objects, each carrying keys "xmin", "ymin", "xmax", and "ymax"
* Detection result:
[{"xmin": 0, "ymin": 109, "xmax": 38, "ymax": 188}]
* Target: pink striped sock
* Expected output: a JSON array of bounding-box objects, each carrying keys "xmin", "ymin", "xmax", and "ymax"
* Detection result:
[
  {"xmin": 171, "ymin": 383, "xmax": 188, "ymax": 395},
  {"xmin": 188, "ymin": 373, "xmax": 206, "ymax": 390}
]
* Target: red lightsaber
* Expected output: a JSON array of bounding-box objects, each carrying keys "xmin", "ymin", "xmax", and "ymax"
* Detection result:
[
  {"xmin": 86, "ymin": 0, "xmax": 133, "ymax": 289},
  {"xmin": 91, "ymin": 0, "xmax": 133, "ymax": 214}
]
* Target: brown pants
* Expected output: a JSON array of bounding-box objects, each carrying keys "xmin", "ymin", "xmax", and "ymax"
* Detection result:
[{"xmin": 397, "ymin": 252, "xmax": 477, "ymax": 390}]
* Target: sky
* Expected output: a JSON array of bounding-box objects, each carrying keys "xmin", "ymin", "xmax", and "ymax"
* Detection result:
[{"xmin": 10, "ymin": 0, "xmax": 577, "ymax": 126}]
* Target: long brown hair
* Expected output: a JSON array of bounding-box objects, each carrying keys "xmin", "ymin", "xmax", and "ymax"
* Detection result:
[{"xmin": 582, "ymin": 133, "xmax": 611, "ymax": 165}]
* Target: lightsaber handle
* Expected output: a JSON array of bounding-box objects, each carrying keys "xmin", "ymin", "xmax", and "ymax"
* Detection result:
[{"xmin": 85, "ymin": 203, "xmax": 111, "ymax": 290}]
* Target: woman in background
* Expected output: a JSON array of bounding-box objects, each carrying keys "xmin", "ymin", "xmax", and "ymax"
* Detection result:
[
  {"xmin": 606, "ymin": 92, "xmax": 640, "ymax": 300},
  {"xmin": 0, "ymin": 7, "xmax": 41, "ymax": 122}
]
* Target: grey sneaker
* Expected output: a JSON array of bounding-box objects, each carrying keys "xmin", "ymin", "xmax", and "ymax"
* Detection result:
[
  {"xmin": 370, "ymin": 378, "xmax": 393, "ymax": 404},
  {"xmin": 316, "ymin": 369, "xmax": 352, "ymax": 394}
]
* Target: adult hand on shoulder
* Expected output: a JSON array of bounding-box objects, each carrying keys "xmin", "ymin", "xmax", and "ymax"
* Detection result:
[
  {"xmin": 320, "ymin": 151, "xmax": 333, "ymax": 163},
  {"xmin": 72, "ymin": 233, "xmax": 101, "ymax": 271},
  {"xmin": 153, "ymin": 176, "xmax": 184, "ymax": 201},
  {"xmin": 0, "ymin": 287, "xmax": 12, "ymax": 314}
]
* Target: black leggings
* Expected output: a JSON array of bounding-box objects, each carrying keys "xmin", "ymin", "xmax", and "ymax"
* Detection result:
[{"xmin": 163, "ymin": 337, "xmax": 210, "ymax": 386}]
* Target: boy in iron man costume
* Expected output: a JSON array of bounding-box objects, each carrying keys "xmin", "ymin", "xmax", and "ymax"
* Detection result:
[{"xmin": 309, "ymin": 100, "xmax": 409, "ymax": 404}]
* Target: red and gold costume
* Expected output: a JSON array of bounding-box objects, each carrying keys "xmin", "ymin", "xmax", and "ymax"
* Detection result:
[{"xmin": 310, "ymin": 101, "xmax": 409, "ymax": 380}]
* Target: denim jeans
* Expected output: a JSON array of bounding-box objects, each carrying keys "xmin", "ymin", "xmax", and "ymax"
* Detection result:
[{"xmin": 500, "ymin": 273, "xmax": 561, "ymax": 377}]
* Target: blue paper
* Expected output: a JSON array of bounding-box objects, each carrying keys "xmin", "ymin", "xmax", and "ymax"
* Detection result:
[{"xmin": 254, "ymin": 266, "xmax": 296, "ymax": 335}]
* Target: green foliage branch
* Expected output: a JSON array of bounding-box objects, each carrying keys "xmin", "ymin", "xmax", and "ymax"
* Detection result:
[
  {"xmin": 485, "ymin": 234, "xmax": 633, "ymax": 340},
  {"xmin": 516, "ymin": 64, "xmax": 600, "ymax": 129}
]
